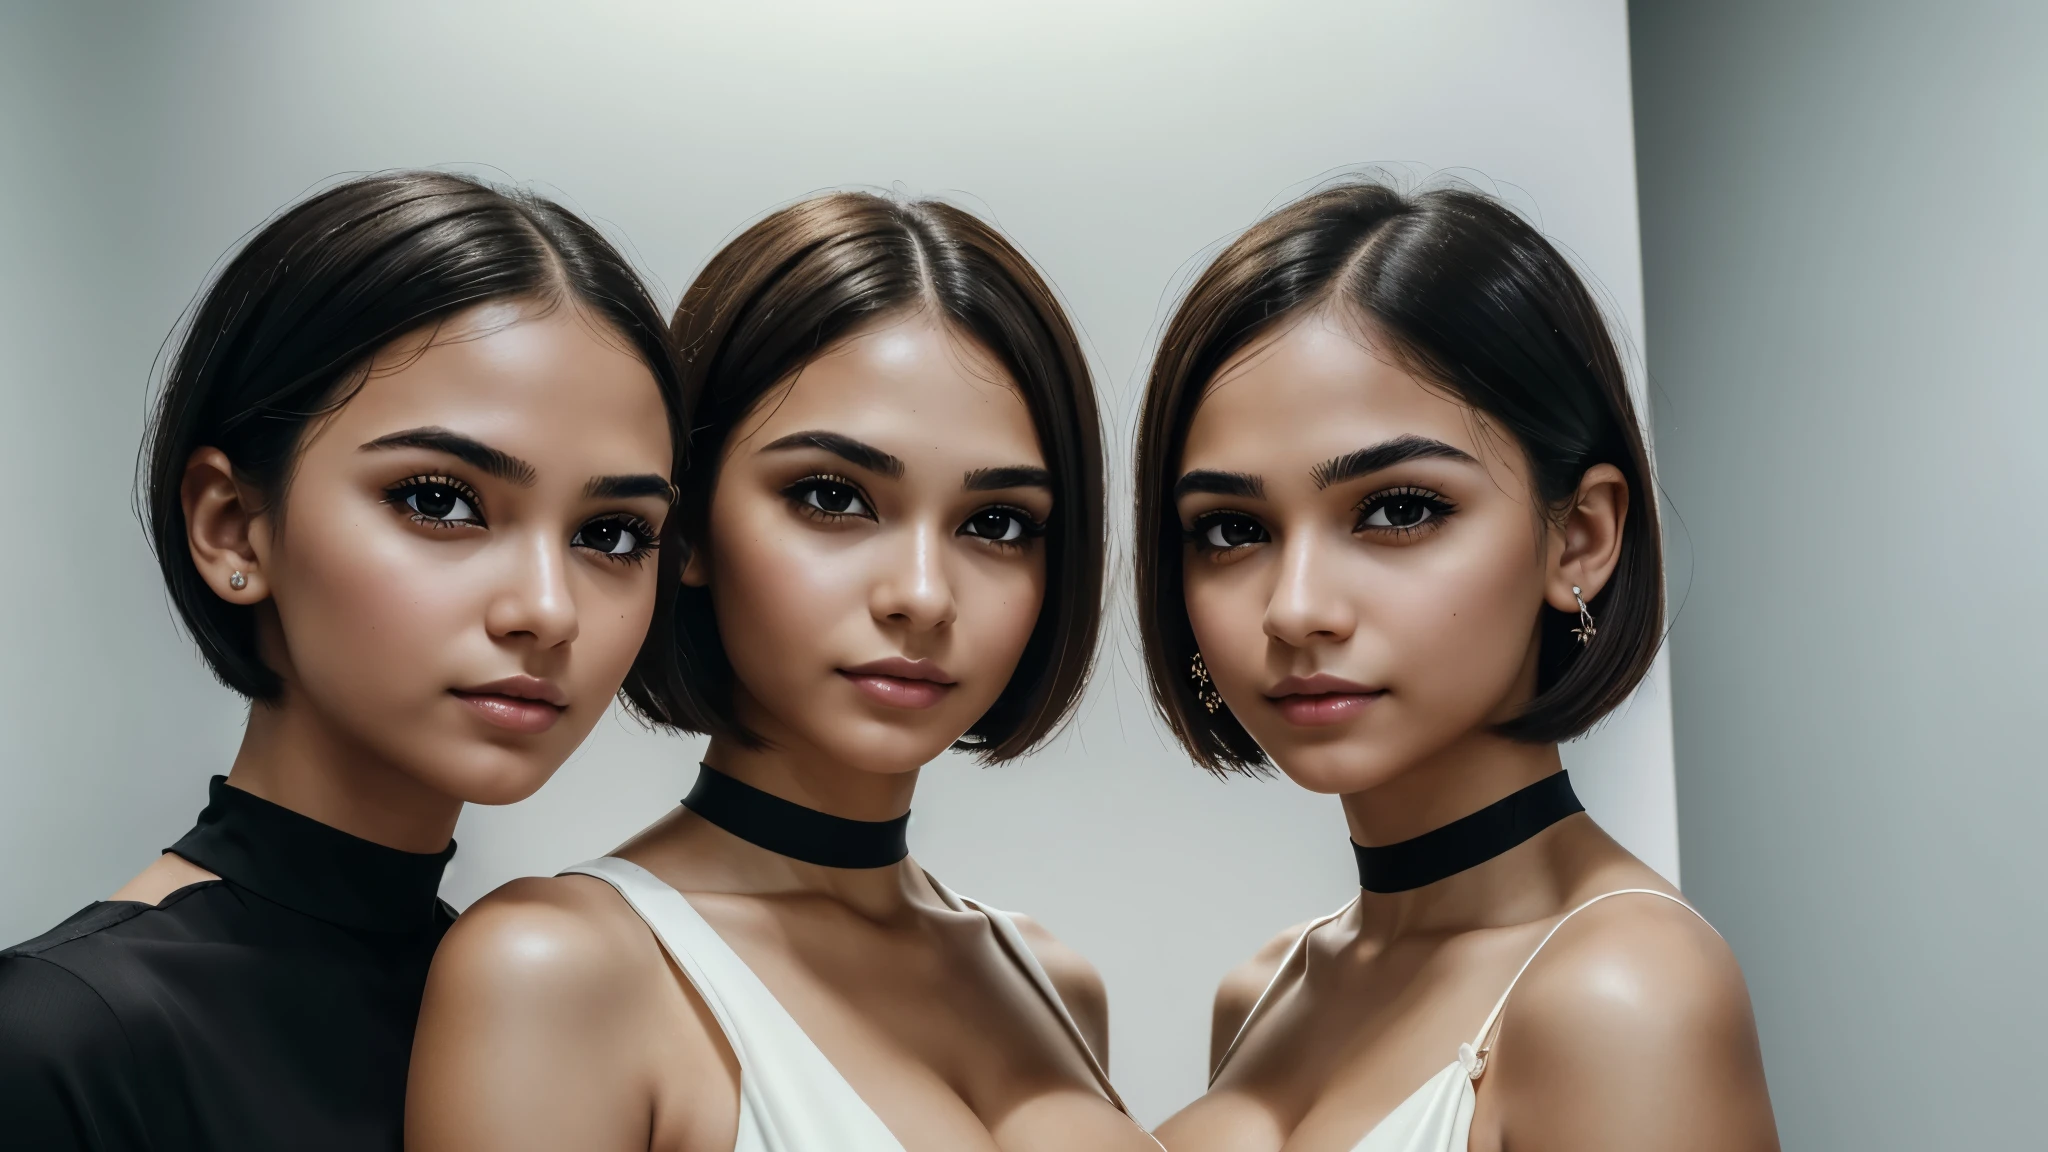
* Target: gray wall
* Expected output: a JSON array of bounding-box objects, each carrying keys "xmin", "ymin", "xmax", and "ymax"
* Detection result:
[
  {"xmin": 3, "ymin": 0, "xmax": 1672, "ymax": 1122},
  {"xmin": 1631, "ymin": 2, "xmax": 2046, "ymax": 1146}
]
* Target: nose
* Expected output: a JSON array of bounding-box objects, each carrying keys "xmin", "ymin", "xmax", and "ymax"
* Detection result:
[
  {"xmin": 870, "ymin": 518, "xmax": 956, "ymax": 633},
  {"xmin": 1262, "ymin": 530, "xmax": 1356, "ymax": 648},
  {"xmin": 485, "ymin": 531, "xmax": 581, "ymax": 650}
]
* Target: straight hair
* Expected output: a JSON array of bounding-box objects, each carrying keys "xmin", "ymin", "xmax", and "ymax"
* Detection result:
[
  {"xmin": 660, "ymin": 191, "xmax": 1105, "ymax": 761},
  {"xmin": 141, "ymin": 171, "xmax": 693, "ymax": 720},
  {"xmin": 1136, "ymin": 180, "xmax": 1664, "ymax": 774}
]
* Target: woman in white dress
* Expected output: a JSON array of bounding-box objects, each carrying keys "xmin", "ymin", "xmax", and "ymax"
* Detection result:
[
  {"xmin": 408, "ymin": 192, "xmax": 1158, "ymax": 1152},
  {"xmin": 1132, "ymin": 182, "xmax": 1779, "ymax": 1151}
]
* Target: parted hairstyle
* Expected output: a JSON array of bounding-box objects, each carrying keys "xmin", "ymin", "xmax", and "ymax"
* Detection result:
[
  {"xmin": 142, "ymin": 171, "xmax": 692, "ymax": 718},
  {"xmin": 658, "ymin": 192, "xmax": 1105, "ymax": 761},
  {"xmin": 1136, "ymin": 181, "xmax": 1664, "ymax": 774}
]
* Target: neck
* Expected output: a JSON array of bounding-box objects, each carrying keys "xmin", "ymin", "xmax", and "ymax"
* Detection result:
[
  {"xmin": 648, "ymin": 731, "xmax": 928, "ymax": 920},
  {"xmin": 1339, "ymin": 729, "xmax": 1581, "ymax": 936},
  {"xmin": 224, "ymin": 689, "xmax": 462, "ymax": 855}
]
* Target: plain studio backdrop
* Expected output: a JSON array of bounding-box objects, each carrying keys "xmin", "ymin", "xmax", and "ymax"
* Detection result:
[{"xmin": 1, "ymin": 0, "xmax": 1672, "ymax": 1122}]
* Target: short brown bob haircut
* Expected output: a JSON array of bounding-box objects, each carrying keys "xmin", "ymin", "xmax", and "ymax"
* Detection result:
[
  {"xmin": 1136, "ymin": 181, "xmax": 1664, "ymax": 774},
  {"xmin": 141, "ymin": 171, "xmax": 691, "ymax": 718},
  {"xmin": 652, "ymin": 192, "xmax": 1105, "ymax": 762}
]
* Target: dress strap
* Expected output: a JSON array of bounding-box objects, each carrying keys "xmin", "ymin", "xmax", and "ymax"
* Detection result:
[
  {"xmin": 924, "ymin": 874, "xmax": 1132, "ymax": 1116},
  {"xmin": 1209, "ymin": 897, "xmax": 1360, "ymax": 1085},
  {"xmin": 1460, "ymin": 888, "xmax": 1715, "ymax": 1080}
]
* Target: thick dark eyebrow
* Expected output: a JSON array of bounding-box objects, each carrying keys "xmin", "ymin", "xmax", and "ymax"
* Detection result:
[
  {"xmin": 963, "ymin": 465, "xmax": 1052, "ymax": 492},
  {"xmin": 584, "ymin": 474, "xmax": 676, "ymax": 502},
  {"xmin": 1311, "ymin": 435, "xmax": 1478, "ymax": 490},
  {"xmin": 358, "ymin": 426, "xmax": 536, "ymax": 486},
  {"xmin": 759, "ymin": 431, "xmax": 904, "ymax": 478},
  {"xmin": 1174, "ymin": 470, "xmax": 1265, "ymax": 500}
]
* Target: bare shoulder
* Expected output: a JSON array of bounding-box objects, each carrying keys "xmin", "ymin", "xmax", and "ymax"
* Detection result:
[
  {"xmin": 1509, "ymin": 888, "xmax": 1750, "ymax": 1045},
  {"xmin": 1490, "ymin": 890, "xmax": 1778, "ymax": 1149},
  {"xmin": 425, "ymin": 874, "xmax": 662, "ymax": 1012},
  {"xmin": 1210, "ymin": 920, "xmax": 1316, "ymax": 1070},
  {"xmin": 109, "ymin": 852, "xmax": 218, "ymax": 905},
  {"xmin": 408, "ymin": 875, "xmax": 691, "ymax": 1151},
  {"xmin": 1007, "ymin": 912, "xmax": 1112, "ymax": 1064}
]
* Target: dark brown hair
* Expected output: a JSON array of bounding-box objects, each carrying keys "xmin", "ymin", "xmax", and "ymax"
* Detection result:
[
  {"xmin": 141, "ymin": 171, "xmax": 692, "ymax": 719},
  {"xmin": 654, "ymin": 192, "xmax": 1105, "ymax": 761},
  {"xmin": 1136, "ymin": 181, "xmax": 1664, "ymax": 774}
]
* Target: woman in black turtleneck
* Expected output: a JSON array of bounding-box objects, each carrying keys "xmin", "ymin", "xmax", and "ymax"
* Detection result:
[{"xmin": 0, "ymin": 171, "xmax": 695, "ymax": 1150}]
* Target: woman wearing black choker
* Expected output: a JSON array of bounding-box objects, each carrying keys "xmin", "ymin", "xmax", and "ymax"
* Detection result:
[
  {"xmin": 0, "ymin": 172, "xmax": 692, "ymax": 1150},
  {"xmin": 1134, "ymin": 182, "xmax": 1779, "ymax": 1151},
  {"xmin": 408, "ymin": 193, "xmax": 1159, "ymax": 1152}
]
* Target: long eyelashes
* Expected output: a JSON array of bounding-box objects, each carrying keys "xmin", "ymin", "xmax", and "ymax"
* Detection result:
[
  {"xmin": 785, "ymin": 474, "xmax": 1045, "ymax": 551},
  {"xmin": 385, "ymin": 473, "xmax": 660, "ymax": 564},
  {"xmin": 385, "ymin": 474, "xmax": 484, "ymax": 528},
  {"xmin": 958, "ymin": 505, "xmax": 1046, "ymax": 551},
  {"xmin": 1185, "ymin": 511, "xmax": 1268, "ymax": 552},
  {"xmin": 1355, "ymin": 486, "xmax": 1456, "ymax": 536},
  {"xmin": 572, "ymin": 515, "xmax": 660, "ymax": 566},
  {"xmin": 1183, "ymin": 485, "xmax": 1458, "ymax": 555},
  {"xmin": 784, "ymin": 474, "xmax": 874, "ymax": 521}
]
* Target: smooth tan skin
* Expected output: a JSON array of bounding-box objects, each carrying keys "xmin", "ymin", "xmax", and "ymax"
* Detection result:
[
  {"xmin": 1154, "ymin": 310, "xmax": 1778, "ymax": 1151},
  {"xmin": 409, "ymin": 313, "xmax": 1155, "ymax": 1152},
  {"xmin": 113, "ymin": 299, "xmax": 675, "ymax": 903}
]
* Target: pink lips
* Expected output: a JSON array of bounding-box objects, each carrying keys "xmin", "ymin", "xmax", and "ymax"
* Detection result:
[
  {"xmin": 839, "ymin": 656, "xmax": 957, "ymax": 711},
  {"xmin": 452, "ymin": 675, "xmax": 568, "ymax": 735},
  {"xmin": 1265, "ymin": 672, "xmax": 1386, "ymax": 728}
]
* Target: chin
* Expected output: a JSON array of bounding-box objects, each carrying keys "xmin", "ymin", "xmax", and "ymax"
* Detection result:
[
  {"xmin": 409, "ymin": 749, "xmax": 563, "ymax": 808},
  {"xmin": 1255, "ymin": 738, "xmax": 1410, "ymax": 797},
  {"xmin": 809, "ymin": 719, "xmax": 960, "ymax": 777}
]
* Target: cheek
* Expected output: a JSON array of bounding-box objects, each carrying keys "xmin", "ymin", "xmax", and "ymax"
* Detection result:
[
  {"xmin": 955, "ymin": 554, "xmax": 1046, "ymax": 673},
  {"xmin": 706, "ymin": 501, "xmax": 856, "ymax": 684},
  {"xmin": 273, "ymin": 500, "xmax": 472, "ymax": 699},
  {"xmin": 1375, "ymin": 525, "xmax": 1544, "ymax": 701}
]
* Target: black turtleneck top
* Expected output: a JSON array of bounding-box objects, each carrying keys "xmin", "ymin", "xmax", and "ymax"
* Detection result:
[{"xmin": 0, "ymin": 777, "xmax": 457, "ymax": 1150}]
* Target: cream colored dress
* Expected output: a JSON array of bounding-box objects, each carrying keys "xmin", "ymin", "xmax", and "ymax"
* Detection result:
[
  {"xmin": 1212, "ymin": 888, "xmax": 1715, "ymax": 1152},
  {"xmin": 563, "ymin": 856, "xmax": 1154, "ymax": 1152}
]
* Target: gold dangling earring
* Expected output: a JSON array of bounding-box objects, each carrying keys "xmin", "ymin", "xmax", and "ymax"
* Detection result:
[
  {"xmin": 1189, "ymin": 652, "xmax": 1224, "ymax": 714},
  {"xmin": 1571, "ymin": 585, "xmax": 1597, "ymax": 646}
]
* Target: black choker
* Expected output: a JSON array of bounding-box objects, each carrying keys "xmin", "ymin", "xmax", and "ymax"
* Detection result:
[
  {"xmin": 1352, "ymin": 771, "xmax": 1583, "ymax": 893},
  {"xmin": 682, "ymin": 764, "xmax": 910, "ymax": 869}
]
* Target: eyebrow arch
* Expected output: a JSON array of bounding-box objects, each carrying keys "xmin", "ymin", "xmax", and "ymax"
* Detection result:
[
  {"xmin": 584, "ymin": 474, "xmax": 677, "ymax": 502},
  {"xmin": 759, "ymin": 431, "xmax": 904, "ymax": 478},
  {"xmin": 1311, "ymin": 435, "xmax": 1478, "ymax": 489},
  {"xmin": 963, "ymin": 465, "xmax": 1052, "ymax": 492},
  {"xmin": 1175, "ymin": 470, "xmax": 1265, "ymax": 500},
  {"xmin": 358, "ymin": 427, "xmax": 536, "ymax": 486}
]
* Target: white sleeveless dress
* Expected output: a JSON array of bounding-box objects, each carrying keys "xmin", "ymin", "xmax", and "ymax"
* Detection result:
[
  {"xmin": 563, "ymin": 856, "xmax": 1154, "ymax": 1152},
  {"xmin": 1212, "ymin": 889, "xmax": 1716, "ymax": 1152}
]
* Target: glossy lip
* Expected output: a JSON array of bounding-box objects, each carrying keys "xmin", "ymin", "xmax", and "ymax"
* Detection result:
[
  {"xmin": 451, "ymin": 675, "xmax": 569, "ymax": 735},
  {"xmin": 839, "ymin": 656, "xmax": 957, "ymax": 711},
  {"xmin": 1265, "ymin": 672, "xmax": 1386, "ymax": 728}
]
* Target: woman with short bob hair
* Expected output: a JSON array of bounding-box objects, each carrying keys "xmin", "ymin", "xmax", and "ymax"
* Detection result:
[
  {"xmin": 0, "ymin": 171, "xmax": 693, "ymax": 1150},
  {"xmin": 410, "ymin": 192, "xmax": 1158, "ymax": 1152},
  {"xmin": 1137, "ymin": 181, "xmax": 1778, "ymax": 1150}
]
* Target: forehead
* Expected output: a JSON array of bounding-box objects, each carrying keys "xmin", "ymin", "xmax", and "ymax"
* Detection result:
[
  {"xmin": 1182, "ymin": 312, "xmax": 1507, "ymax": 478},
  {"xmin": 320, "ymin": 301, "xmax": 671, "ymax": 468},
  {"xmin": 733, "ymin": 313, "xmax": 1044, "ymax": 466}
]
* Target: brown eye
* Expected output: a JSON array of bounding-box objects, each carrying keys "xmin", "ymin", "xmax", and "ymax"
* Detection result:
[
  {"xmin": 1357, "ymin": 488, "xmax": 1454, "ymax": 532},
  {"xmin": 573, "ymin": 519, "xmax": 640, "ymax": 556},
  {"xmin": 960, "ymin": 508, "xmax": 1038, "ymax": 543},
  {"xmin": 1368, "ymin": 496, "xmax": 1429, "ymax": 527},
  {"xmin": 389, "ymin": 479, "xmax": 482, "ymax": 526},
  {"xmin": 1197, "ymin": 514, "xmax": 1267, "ymax": 549},
  {"xmin": 789, "ymin": 478, "xmax": 873, "ymax": 519}
]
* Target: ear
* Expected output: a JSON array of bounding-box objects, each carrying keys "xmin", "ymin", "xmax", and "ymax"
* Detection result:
[
  {"xmin": 182, "ymin": 447, "xmax": 274, "ymax": 604},
  {"xmin": 1545, "ymin": 463, "xmax": 1628, "ymax": 612}
]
